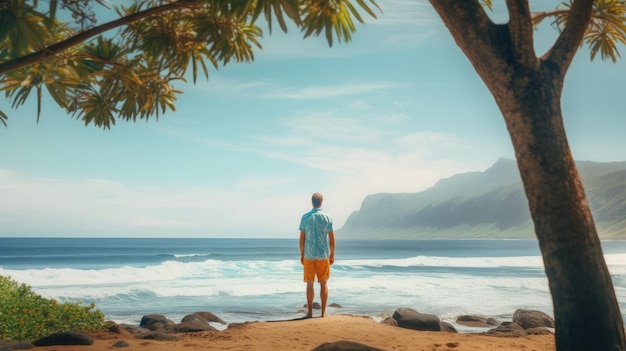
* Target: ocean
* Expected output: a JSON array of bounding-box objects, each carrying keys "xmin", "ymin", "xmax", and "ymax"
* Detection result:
[{"xmin": 2, "ymin": 237, "xmax": 626, "ymax": 332}]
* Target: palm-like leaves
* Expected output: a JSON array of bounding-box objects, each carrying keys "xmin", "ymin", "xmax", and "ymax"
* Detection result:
[
  {"xmin": 539, "ymin": 0, "xmax": 626, "ymax": 62},
  {"xmin": 0, "ymin": 0, "xmax": 380, "ymax": 128},
  {"xmin": 584, "ymin": 0, "xmax": 626, "ymax": 61},
  {"xmin": 0, "ymin": 0, "xmax": 52, "ymax": 58}
]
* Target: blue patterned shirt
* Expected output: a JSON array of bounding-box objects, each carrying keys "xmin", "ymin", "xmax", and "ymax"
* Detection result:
[{"xmin": 299, "ymin": 208, "xmax": 333, "ymax": 260}]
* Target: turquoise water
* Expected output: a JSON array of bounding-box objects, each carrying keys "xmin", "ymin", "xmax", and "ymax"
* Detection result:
[{"xmin": 1, "ymin": 238, "xmax": 625, "ymax": 331}]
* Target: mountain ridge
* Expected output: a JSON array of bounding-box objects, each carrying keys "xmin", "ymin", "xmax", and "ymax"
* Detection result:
[{"xmin": 339, "ymin": 158, "xmax": 626, "ymax": 239}]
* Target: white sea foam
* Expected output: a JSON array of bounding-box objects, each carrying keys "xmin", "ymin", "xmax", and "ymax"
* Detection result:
[
  {"xmin": 4, "ymin": 252, "xmax": 626, "ymax": 326},
  {"xmin": 173, "ymin": 253, "xmax": 210, "ymax": 258},
  {"xmin": 337, "ymin": 255, "xmax": 544, "ymax": 268}
]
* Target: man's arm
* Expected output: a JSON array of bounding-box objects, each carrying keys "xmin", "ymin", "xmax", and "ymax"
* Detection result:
[
  {"xmin": 328, "ymin": 231, "xmax": 335, "ymax": 265},
  {"xmin": 300, "ymin": 230, "xmax": 306, "ymax": 264}
]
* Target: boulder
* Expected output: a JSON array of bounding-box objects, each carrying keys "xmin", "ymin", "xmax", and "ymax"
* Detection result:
[
  {"xmin": 312, "ymin": 341, "xmax": 385, "ymax": 351},
  {"xmin": 483, "ymin": 322, "xmax": 527, "ymax": 337},
  {"xmin": 0, "ymin": 341, "xmax": 34, "ymax": 350},
  {"xmin": 456, "ymin": 315, "xmax": 500, "ymax": 328},
  {"xmin": 32, "ymin": 332, "xmax": 93, "ymax": 346},
  {"xmin": 170, "ymin": 321, "xmax": 218, "ymax": 332},
  {"xmin": 181, "ymin": 312, "xmax": 226, "ymax": 325},
  {"xmin": 329, "ymin": 303, "xmax": 343, "ymax": 308},
  {"xmin": 392, "ymin": 308, "xmax": 441, "ymax": 331},
  {"xmin": 140, "ymin": 314, "xmax": 175, "ymax": 331},
  {"xmin": 512, "ymin": 309, "xmax": 554, "ymax": 329}
]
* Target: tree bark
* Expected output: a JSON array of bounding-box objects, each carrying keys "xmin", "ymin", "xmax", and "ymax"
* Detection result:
[{"xmin": 429, "ymin": 1, "xmax": 626, "ymax": 350}]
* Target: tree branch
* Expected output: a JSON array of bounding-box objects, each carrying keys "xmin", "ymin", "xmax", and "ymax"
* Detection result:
[
  {"xmin": 0, "ymin": 2, "xmax": 198, "ymax": 75},
  {"xmin": 506, "ymin": 0, "xmax": 536, "ymax": 66},
  {"xmin": 531, "ymin": 8, "xmax": 571, "ymax": 26},
  {"xmin": 544, "ymin": 0, "xmax": 594, "ymax": 75}
]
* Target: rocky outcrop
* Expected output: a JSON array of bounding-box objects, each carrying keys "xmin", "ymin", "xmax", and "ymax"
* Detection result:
[
  {"xmin": 482, "ymin": 310, "xmax": 555, "ymax": 337},
  {"xmin": 383, "ymin": 308, "xmax": 553, "ymax": 338}
]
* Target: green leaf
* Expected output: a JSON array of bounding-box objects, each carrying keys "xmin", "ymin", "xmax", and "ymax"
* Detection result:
[{"xmin": 0, "ymin": 110, "xmax": 7, "ymax": 127}]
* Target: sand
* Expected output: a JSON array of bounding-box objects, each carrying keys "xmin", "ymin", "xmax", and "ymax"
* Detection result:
[{"xmin": 31, "ymin": 315, "xmax": 555, "ymax": 351}]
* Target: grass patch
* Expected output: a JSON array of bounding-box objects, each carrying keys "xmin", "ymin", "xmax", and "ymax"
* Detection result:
[{"xmin": 0, "ymin": 275, "xmax": 108, "ymax": 341}]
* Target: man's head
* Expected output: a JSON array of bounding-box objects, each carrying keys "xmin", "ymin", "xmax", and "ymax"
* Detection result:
[{"xmin": 311, "ymin": 193, "xmax": 324, "ymax": 208}]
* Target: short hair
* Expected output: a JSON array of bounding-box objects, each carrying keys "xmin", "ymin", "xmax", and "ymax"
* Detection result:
[{"xmin": 311, "ymin": 193, "xmax": 323, "ymax": 208}]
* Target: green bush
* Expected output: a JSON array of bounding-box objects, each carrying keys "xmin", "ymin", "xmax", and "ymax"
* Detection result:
[{"xmin": 0, "ymin": 275, "xmax": 108, "ymax": 341}]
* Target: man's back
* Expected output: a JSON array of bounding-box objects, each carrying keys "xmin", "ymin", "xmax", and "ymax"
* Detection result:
[{"xmin": 300, "ymin": 208, "xmax": 333, "ymax": 260}]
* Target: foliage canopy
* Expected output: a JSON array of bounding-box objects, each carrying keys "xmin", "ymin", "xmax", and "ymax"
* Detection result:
[{"xmin": 0, "ymin": 0, "xmax": 379, "ymax": 128}]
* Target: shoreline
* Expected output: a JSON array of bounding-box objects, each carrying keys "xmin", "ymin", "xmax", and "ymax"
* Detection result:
[{"xmin": 26, "ymin": 314, "xmax": 556, "ymax": 351}]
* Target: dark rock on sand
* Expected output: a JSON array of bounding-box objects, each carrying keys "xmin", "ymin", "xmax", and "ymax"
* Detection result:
[
  {"xmin": 392, "ymin": 308, "xmax": 441, "ymax": 331},
  {"xmin": 512, "ymin": 309, "xmax": 555, "ymax": 329},
  {"xmin": 140, "ymin": 314, "xmax": 175, "ymax": 331},
  {"xmin": 170, "ymin": 321, "xmax": 218, "ymax": 332},
  {"xmin": 483, "ymin": 322, "xmax": 527, "ymax": 337},
  {"xmin": 112, "ymin": 340, "xmax": 130, "ymax": 348},
  {"xmin": 312, "ymin": 340, "xmax": 385, "ymax": 351},
  {"xmin": 32, "ymin": 332, "xmax": 93, "ymax": 346},
  {"xmin": 135, "ymin": 332, "xmax": 179, "ymax": 341},
  {"xmin": 456, "ymin": 315, "xmax": 500, "ymax": 328},
  {"xmin": 181, "ymin": 311, "xmax": 226, "ymax": 325},
  {"xmin": 0, "ymin": 341, "xmax": 34, "ymax": 350},
  {"xmin": 329, "ymin": 303, "xmax": 343, "ymax": 308}
]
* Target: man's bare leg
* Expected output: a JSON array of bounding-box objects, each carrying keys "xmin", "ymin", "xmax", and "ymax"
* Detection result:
[
  {"xmin": 306, "ymin": 281, "xmax": 315, "ymax": 318},
  {"xmin": 320, "ymin": 280, "xmax": 328, "ymax": 317}
]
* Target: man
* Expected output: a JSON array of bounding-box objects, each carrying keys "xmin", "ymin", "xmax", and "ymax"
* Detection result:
[{"xmin": 299, "ymin": 192, "xmax": 335, "ymax": 318}]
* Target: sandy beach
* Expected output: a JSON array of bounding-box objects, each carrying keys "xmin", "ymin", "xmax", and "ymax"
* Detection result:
[{"xmin": 28, "ymin": 315, "xmax": 555, "ymax": 351}]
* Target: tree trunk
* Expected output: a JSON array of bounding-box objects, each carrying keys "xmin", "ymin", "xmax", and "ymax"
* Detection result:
[
  {"xmin": 497, "ymin": 69, "xmax": 626, "ymax": 351},
  {"xmin": 429, "ymin": 1, "xmax": 626, "ymax": 350}
]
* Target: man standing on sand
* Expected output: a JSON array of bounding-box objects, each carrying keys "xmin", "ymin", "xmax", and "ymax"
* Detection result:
[{"xmin": 299, "ymin": 192, "xmax": 335, "ymax": 318}]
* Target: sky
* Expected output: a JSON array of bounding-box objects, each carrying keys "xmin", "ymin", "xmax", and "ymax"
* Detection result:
[{"xmin": 1, "ymin": 1, "xmax": 625, "ymax": 238}]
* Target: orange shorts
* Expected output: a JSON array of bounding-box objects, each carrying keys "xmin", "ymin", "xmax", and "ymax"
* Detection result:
[{"xmin": 303, "ymin": 258, "xmax": 331, "ymax": 282}]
